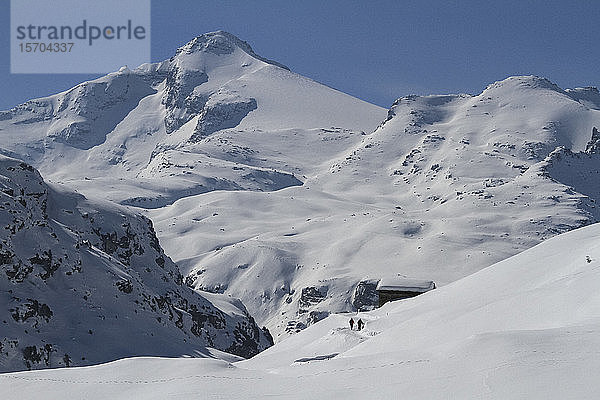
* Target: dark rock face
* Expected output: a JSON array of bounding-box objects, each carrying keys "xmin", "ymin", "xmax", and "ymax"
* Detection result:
[
  {"xmin": 298, "ymin": 286, "xmax": 327, "ymax": 313},
  {"xmin": 162, "ymin": 67, "xmax": 209, "ymax": 133},
  {"xmin": 191, "ymin": 98, "xmax": 258, "ymax": 141},
  {"xmin": 585, "ymin": 127, "xmax": 600, "ymax": 154},
  {"xmin": 226, "ymin": 315, "xmax": 265, "ymax": 359},
  {"xmin": 0, "ymin": 156, "xmax": 272, "ymax": 372},
  {"xmin": 351, "ymin": 279, "xmax": 380, "ymax": 311},
  {"xmin": 306, "ymin": 310, "xmax": 329, "ymax": 325},
  {"xmin": 10, "ymin": 299, "xmax": 53, "ymax": 326},
  {"xmin": 115, "ymin": 280, "xmax": 133, "ymax": 294},
  {"xmin": 293, "ymin": 286, "xmax": 330, "ymax": 329}
]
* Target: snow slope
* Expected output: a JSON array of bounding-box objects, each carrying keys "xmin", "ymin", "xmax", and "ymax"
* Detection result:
[
  {"xmin": 150, "ymin": 75, "xmax": 600, "ymax": 339},
  {"xmin": 0, "ymin": 156, "xmax": 271, "ymax": 373},
  {"xmin": 3, "ymin": 222, "xmax": 600, "ymax": 399}
]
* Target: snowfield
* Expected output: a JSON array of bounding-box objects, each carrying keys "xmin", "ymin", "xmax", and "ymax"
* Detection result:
[{"xmin": 3, "ymin": 222, "xmax": 600, "ymax": 398}]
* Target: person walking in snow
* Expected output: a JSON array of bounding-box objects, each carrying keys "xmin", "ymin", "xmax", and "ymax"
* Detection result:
[
  {"xmin": 357, "ymin": 318, "xmax": 364, "ymax": 331},
  {"xmin": 349, "ymin": 317, "xmax": 355, "ymax": 330}
]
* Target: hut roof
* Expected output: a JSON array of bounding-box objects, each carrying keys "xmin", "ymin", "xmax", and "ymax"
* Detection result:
[{"xmin": 376, "ymin": 278, "xmax": 435, "ymax": 293}]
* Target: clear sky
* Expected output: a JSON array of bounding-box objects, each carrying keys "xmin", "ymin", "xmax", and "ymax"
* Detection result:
[{"xmin": 1, "ymin": 0, "xmax": 599, "ymax": 110}]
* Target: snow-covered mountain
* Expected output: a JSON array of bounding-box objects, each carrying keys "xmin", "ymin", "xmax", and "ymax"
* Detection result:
[
  {"xmin": 0, "ymin": 155, "xmax": 272, "ymax": 373},
  {"xmin": 150, "ymin": 76, "xmax": 600, "ymax": 339},
  {"xmin": 0, "ymin": 30, "xmax": 384, "ymax": 208},
  {"xmin": 0, "ymin": 31, "xmax": 387, "ymax": 340},
  {"xmin": 3, "ymin": 221, "xmax": 600, "ymax": 399},
  {"xmin": 2, "ymin": 31, "xmax": 600, "ymax": 345}
]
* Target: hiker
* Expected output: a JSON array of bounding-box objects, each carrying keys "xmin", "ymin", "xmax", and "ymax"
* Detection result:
[
  {"xmin": 349, "ymin": 317, "xmax": 355, "ymax": 330},
  {"xmin": 357, "ymin": 318, "xmax": 364, "ymax": 331}
]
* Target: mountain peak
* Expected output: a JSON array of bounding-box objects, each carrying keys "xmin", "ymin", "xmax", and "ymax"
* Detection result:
[
  {"xmin": 175, "ymin": 31, "xmax": 289, "ymax": 70},
  {"xmin": 484, "ymin": 75, "xmax": 564, "ymax": 94}
]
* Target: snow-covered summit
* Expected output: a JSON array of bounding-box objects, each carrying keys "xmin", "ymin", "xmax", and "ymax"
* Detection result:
[
  {"xmin": 174, "ymin": 30, "xmax": 289, "ymax": 70},
  {"xmin": 0, "ymin": 31, "xmax": 385, "ymax": 208},
  {"xmin": 483, "ymin": 75, "xmax": 565, "ymax": 93}
]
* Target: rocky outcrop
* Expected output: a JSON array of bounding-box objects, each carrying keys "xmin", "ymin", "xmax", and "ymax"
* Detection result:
[
  {"xmin": 351, "ymin": 279, "xmax": 379, "ymax": 311},
  {"xmin": 0, "ymin": 156, "xmax": 272, "ymax": 372},
  {"xmin": 585, "ymin": 127, "xmax": 600, "ymax": 154},
  {"xmin": 191, "ymin": 96, "xmax": 257, "ymax": 141},
  {"xmin": 162, "ymin": 66, "xmax": 209, "ymax": 133}
]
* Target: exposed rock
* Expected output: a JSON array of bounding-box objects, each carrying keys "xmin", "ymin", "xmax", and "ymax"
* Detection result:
[
  {"xmin": 0, "ymin": 156, "xmax": 272, "ymax": 372},
  {"xmin": 162, "ymin": 67, "xmax": 209, "ymax": 133},
  {"xmin": 351, "ymin": 279, "xmax": 380, "ymax": 311},
  {"xmin": 298, "ymin": 286, "xmax": 327, "ymax": 313},
  {"xmin": 586, "ymin": 127, "xmax": 600, "ymax": 154},
  {"xmin": 191, "ymin": 97, "xmax": 257, "ymax": 141}
]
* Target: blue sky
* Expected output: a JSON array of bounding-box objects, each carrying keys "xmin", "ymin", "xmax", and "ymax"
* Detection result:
[{"xmin": 1, "ymin": 0, "xmax": 599, "ymax": 110}]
